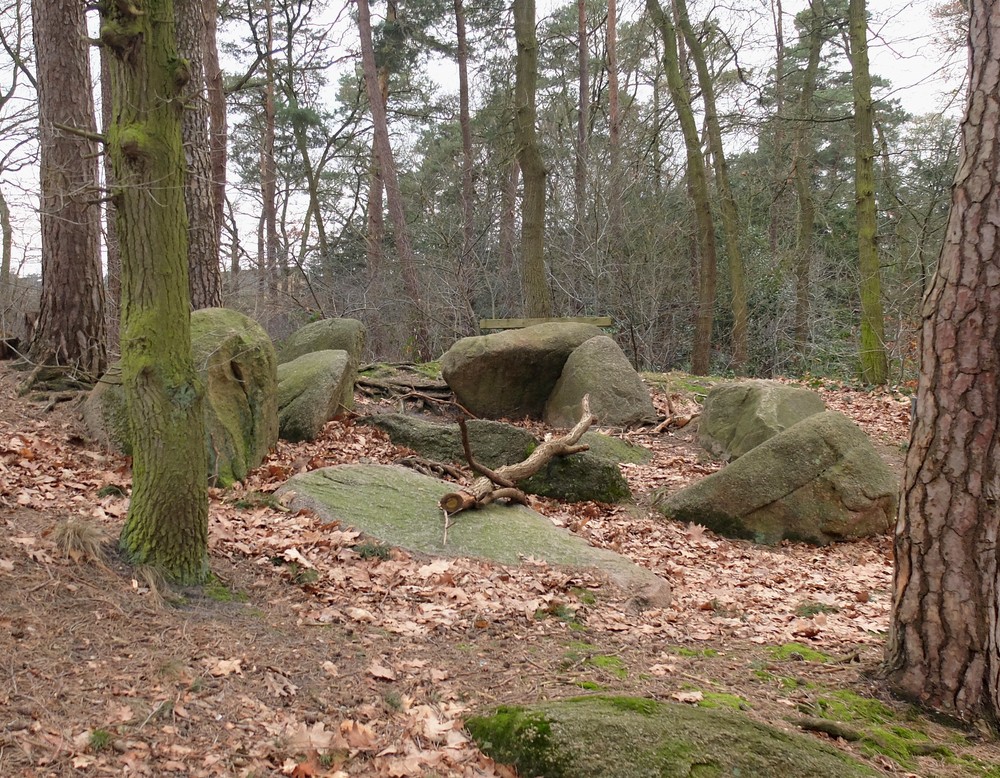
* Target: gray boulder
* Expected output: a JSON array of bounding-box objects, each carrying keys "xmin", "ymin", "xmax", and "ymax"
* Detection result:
[
  {"xmin": 278, "ymin": 318, "xmax": 366, "ymax": 367},
  {"xmin": 83, "ymin": 308, "xmax": 278, "ymax": 487},
  {"xmin": 652, "ymin": 411, "xmax": 897, "ymax": 545},
  {"xmin": 544, "ymin": 336, "xmax": 657, "ymax": 428},
  {"xmin": 441, "ymin": 322, "xmax": 603, "ymax": 419},
  {"xmin": 360, "ymin": 413, "xmax": 639, "ymax": 503},
  {"xmin": 277, "ymin": 350, "xmax": 355, "ymax": 442},
  {"xmin": 467, "ymin": 696, "xmax": 875, "ymax": 778},
  {"xmin": 699, "ymin": 380, "xmax": 825, "ymax": 460},
  {"xmin": 277, "ymin": 464, "xmax": 669, "ymax": 606}
]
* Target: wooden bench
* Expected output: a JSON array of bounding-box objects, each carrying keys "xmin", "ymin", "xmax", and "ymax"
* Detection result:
[{"xmin": 479, "ymin": 316, "xmax": 613, "ymax": 331}]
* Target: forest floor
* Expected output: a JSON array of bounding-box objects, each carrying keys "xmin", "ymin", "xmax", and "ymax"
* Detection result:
[{"xmin": 1, "ymin": 361, "xmax": 998, "ymax": 778}]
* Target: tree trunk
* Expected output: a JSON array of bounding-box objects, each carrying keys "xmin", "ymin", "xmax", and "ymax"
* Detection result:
[
  {"xmin": 884, "ymin": 0, "xmax": 1000, "ymax": 721},
  {"xmin": 647, "ymin": 0, "xmax": 716, "ymax": 375},
  {"xmin": 203, "ymin": 0, "xmax": 228, "ymax": 266},
  {"xmin": 365, "ymin": 0, "xmax": 394, "ymax": 283},
  {"xmin": 848, "ymin": 0, "xmax": 888, "ymax": 385},
  {"xmin": 574, "ymin": 0, "xmax": 589, "ymax": 248},
  {"xmin": 791, "ymin": 0, "xmax": 825, "ymax": 355},
  {"xmin": 0, "ymin": 188, "xmax": 11, "ymax": 316},
  {"xmin": 768, "ymin": 0, "xmax": 786, "ymax": 255},
  {"xmin": 674, "ymin": 0, "xmax": 748, "ymax": 372},
  {"xmin": 103, "ymin": 0, "xmax": 209, "ymax": 584},
  {"xmin": 29, "ymin": 0, "xmax": 106, "ymax": 380},
  {"xmin": 357, "ymin": 0, "xmax": 432, "ymax": 359},
  {"xmin": 454, "ymin": 0, "xmax": 477, "ymax": 334},
  {"xmin": 177, "ymin": 0, "xmax": 222, "ymax": 309},
  {"xmin": 101, "ymin": 50, "xmax": 121, "ymax": 353},
  {"xmin": 261, "ymin": 0, "xmax": 279, "ymax": 298},
  {"xmin": 499, "ymin": 158, "xmax": 521, "ymax": 315},
  {"xmin": 513, "ymin": 0, "xmax": 553, "ymax": 318}
]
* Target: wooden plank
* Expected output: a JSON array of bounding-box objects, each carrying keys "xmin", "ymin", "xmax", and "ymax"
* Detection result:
[{"xmin": 479, "ymin": 316, "xmax": 613, "ymax": 330}]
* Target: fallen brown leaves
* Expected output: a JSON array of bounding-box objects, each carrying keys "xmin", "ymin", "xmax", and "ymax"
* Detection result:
[{"xmin": 0, "ymin": 366, "xmax": 933, "ymax": 776}]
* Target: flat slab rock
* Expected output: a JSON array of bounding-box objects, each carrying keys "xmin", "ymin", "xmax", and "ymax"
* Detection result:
[{"xmin": 277, "ymin": 464, "xmax": 669, "ymax": 607}]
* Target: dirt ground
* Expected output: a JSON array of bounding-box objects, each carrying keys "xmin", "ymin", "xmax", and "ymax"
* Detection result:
[{"xmin": 1, "ymin": 362, "xmax": 997, "ymax": 777}]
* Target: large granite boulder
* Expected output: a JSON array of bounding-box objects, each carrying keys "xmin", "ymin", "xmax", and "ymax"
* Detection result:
[
  {"xmin": 83, "ymin": 308, "xmax": 278, "ymax": 487},
  {"xmin": 544, "ymin": 336, "xmax": 657, "ymax": 428},
  {"xmin": 441, "ymin": 322, "xmax": 603, "ymax": 419},
  {"xmin": 278, "ymin": 318, "xmax": 366, "ymax": 367},
  {"xmin": 467, "ymin": 696, "xmax": 875, "ymax": 778},
  {"xmin": 699, "ymin": 380, "xmax": 826, "ymax": 460},
  {"xmin": 277, "ymin": 464, "xmax": 670, "ymax": 606},
  {"xmin": 360, "ymin": 413, "xmax": 641, "ymax": 503},
  {"xmin": 277, "ymin": 350, "xmax": 355, "ymax": 442},
  {"xmin": 652, "ymin": 411, "xmax": 897, "ymax": 545}
]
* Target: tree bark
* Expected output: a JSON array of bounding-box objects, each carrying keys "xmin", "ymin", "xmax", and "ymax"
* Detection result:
[
  {"xmin": 261, "ymin": 0, "xmax": 279, "ymax": 298},
  {"xmin": 848, "ymin": 0, "xmax": 888, "ymax": 385},
  {"xmin": 674, "ymin": 0, "xmax": 748, "ymax": 372},
  {"xmin": 513, "ymin": 0, "xmax": 553, "ymax": 318},
  {"xmin": 574, "ymin": 0, "xmax": 589, "ymax": 248},
  {"xmin": 29, "ymin": 0, "xmax": 106, "ymax": 380},
  {"xmin": 103, "ymin": 0, "xmax": 209, "ymax": 584},
  {"xmin": 203, "ymin": 0, "xmax": 228, "ymax": 267},
  {"xmin": 177, "ymin": 0, "xmax": 222, "ymax": 309},
  {"xmin": 647, "ymin": 0, "xmax": 716, "ymax": 375},
  {"xmin": 454, "ymin": 0, "xmax": 477, "ymax": 334},
  {"xmin": 357, "ymin": 0, "xmax": 432, "ymax": 359},
  {"xmin": 0, "ymin": 188, "xmax": 11, "ymax": 316},
  {"xmin": 100, "ymin": 50, "xmax": 121, "ymax": 353},
  {"xmin": 791, "ymin": 0, "xmax": 825, "ymax": 355},
  {"xmin": 884, "ymin": 0, "xmax": 1000, "ymax": 722}
]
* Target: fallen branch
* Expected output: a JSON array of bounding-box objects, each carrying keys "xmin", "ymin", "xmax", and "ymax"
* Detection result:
[{"xmin": 438, "ymin": 395, "xmax": 595, "ymax": 516}]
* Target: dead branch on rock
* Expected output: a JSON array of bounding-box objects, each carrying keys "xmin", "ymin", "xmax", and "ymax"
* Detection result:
[
  {"xmin": 652, "ymin": 411, "xmax": 699, "ymax": 434},
  {"xmin": 396, "ymin": 455, "xmax": 466, "ymax": 481},
  {"xmin": 439, "ymin": 395, "xmax": 595, "ymax": 516}
]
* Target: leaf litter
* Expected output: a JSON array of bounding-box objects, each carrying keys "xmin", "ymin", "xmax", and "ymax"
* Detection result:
[{"xmin": 0, "ymin": 364, "xmax": 994, "ymax": 776}]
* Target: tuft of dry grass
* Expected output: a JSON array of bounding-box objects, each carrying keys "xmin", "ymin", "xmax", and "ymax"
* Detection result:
[{"xmin": 51, "ymin": 518, "xmax": 110, "ymax": 566}]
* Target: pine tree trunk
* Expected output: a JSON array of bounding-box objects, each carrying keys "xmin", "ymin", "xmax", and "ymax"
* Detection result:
[
  {"xmin": 848, "ymin": 0, "xmax": 888, "ymax": 385},
  {"xmin": 884, "ymin": 0, "xmax": 1000, "ymax": 720},
  {"xmin": 499, "ymin": 159, "xmax": 521, "ymax": 315},
  {"xmin": 203, "ymin": 0, "xmax": 228, "ymax": 268},
  {"xmin": 357, "ymin": 0, "xmax": 431, "ymax": 359},
  {"xmin": 261, "ymin": 0, "xmax": 279, "ymax": 299},
  {"xmin": 674, "ymin": 0, "xmax": 747, "ymax": 372},
  {"xmin": 791, "ymin": 0, "xmax": 825, "ymax": 355},
  {"xmin": 101, "ymin": 50, "xmax": 121, "ymax": 353},
  {"xmin": 103, "ymin": 0, "xmax": 209, "ymax": 584},
  {"xmin": 648, "ymin": 0, "xmax": 716, "ymax": 375},
  {"xmin": 513, "ymin": 0, "xmax": 552, "ymax": 318},
  {"xmin": 768, "ymin": 0, "xmax": 786, "ymax": 255},
  {"xmin": 177, "ymin": 0, "xmax": 222, "ymax": 309},
  {"xmin": 574, "ymin": 0, "xmax": 589, "ymax": 249},
  {"xmin": 29, "ymin": 0, "xmax": 106, "ymax": 380},
  {"xmin": 454, "ymin": 0, "xmax": 477, "ymax": 334}
]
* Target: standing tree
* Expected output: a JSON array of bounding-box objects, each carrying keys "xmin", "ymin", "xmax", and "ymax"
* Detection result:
[
  {"xmin": 513, "ymin": 0, "xmax": 553, "ymax": 317},
  {"xmin": 848, "ymin": 0, "xmax": 888, "ymax": 384},
  {"xmin": 356, "ymin": 0, "xmax": 432, "ymax": 357},
  {"xmin": 885, "ymin": 0, "xmax": 1000, "ymax": 720},
  {"xmin": 102, "ymin": 0, "xmax": 210, "ymax": 583},
  {"xmin": 28, "ymin": 0, "xmax": 106, "ymax": 383},
  {"xmin": 647, "ymin": 0, "xmax": 717, "ymax": 375}
]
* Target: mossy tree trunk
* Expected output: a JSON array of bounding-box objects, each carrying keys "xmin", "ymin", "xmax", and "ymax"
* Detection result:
[
  {"xmin": 884, "ymin": 0, "xmax": 1000, "ymax": 722},
  {"xmin": 514, "ymin": 0, "xmax": 553, "ymax": 318},
  {"xmin": 647, "ymin": 0, "xmax": 716, "ymax": 375},
  {"xmin": 103, "ymin": 0, "xmax": 210, "ymax": 584},
  {"xmin": 29, "ymin": 0, "xmax": 106, "ymax": 381},
  {"xmin": 848, "ymin": 0, "xmax": 887, "ymax": 385}
]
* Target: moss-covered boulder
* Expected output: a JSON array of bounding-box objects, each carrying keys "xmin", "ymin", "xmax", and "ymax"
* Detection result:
[
  {"xmin": 191, "ymin": 308, "xmax": 278, "ymax": 485},
  {"xmin": 84, "ymin": 308, "xmax": 278, "ymax": 487},
  {"xmin": 699, "ymin": 380, "xmax": 826, "ymax": 460},
  {"xmin": 466, "ymin": 696, "xmax": 876, "ymax": 778},
  {"xmin": 277, "ymin": 350, "xmax": 355, "ymax": 442},
  {"xmin": 544, "ymin": 336, "xmax": 657, "ymax": 428},
  {"xmin": 441, "ymin": 322, "xmax": 603, "ymax": 419},
  {"xmin": 359, "ymin": 413, "xmax": 640, "ymax": 503},
  {"xmin": 652, "ymin": 411, "xmax": 896, "ymax": 545},
  {"xmin": 277, "ymin": 464, "xmax": 669, "ymax": 606},
  {"xmin": 278, "ymin": 318, "xmax": 366, "ymax": 367}
]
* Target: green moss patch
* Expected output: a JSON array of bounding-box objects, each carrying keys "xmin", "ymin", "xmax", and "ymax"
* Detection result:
[
  {"xmin": 466, "ymin": 695, "xmax": 876, "ymax": 778},
  {"xmin": 767, "ymin": 642, "xmax": 833, "ymax": 663},
  {"xmin": 586, "ymin": 655, "xmax": 627, "ymax": 679},
  {"xmin": 698, "ymin": 692, "xmax": 750, "ymax": 711}
]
